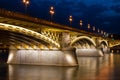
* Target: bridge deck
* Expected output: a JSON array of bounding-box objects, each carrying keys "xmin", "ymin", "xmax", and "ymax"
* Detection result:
[{"xmin": 0, "ymin": 9, "xmax": 100, "ymax": 37}]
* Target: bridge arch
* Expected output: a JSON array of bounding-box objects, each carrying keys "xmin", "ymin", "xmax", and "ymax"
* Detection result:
[
  {"xmin": 0, "ymin": 23, "xmax": 60, "ymax": 48},
  {"xmin": 70, "ymin": 36, "xmax": 96, "ymax": 47},
  {"xmin": 99, "ymin": 40, "xmax": 108, "ymax": 47}
]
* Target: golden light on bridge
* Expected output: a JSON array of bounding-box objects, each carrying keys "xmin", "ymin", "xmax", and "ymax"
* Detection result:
[
  {"xmin": 66, "ymin": 54, "xmax": 75, "ymax": 64},
  {"xmin": 0, "ymin": 23, "xmax": 60, "ymax": 48},
  {"xmin": 7, "ymin": 52, "xmax": 14, "ymax": 63}
]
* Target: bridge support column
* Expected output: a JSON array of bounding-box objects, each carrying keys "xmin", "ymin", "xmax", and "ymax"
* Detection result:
[
  {"xmin": 60, "ymin": 32, "xmax": 71, "ymax": 48},
  {"xmin": 76, "ymin": 48, "xmax": 103, "ymax": 57},
  {"xmin": 7, "ymin": 48, "xmax": 78, "ymax": 66}
]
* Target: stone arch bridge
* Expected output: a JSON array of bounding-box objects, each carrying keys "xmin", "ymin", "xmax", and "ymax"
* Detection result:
[{"xmin": 0, "ymin": 9, "xmax": 120, "ymax": 66}]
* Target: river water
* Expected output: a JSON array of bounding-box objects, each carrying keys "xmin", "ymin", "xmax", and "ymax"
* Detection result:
[{"xmin": 0, "ymin": 53, "xmax": 120, "ymax": 80}]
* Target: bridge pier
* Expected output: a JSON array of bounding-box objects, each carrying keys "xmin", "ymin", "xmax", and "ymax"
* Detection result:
[
  {"xmin": 7, "ymin": 48, "xmax": 78, "ymax": 66},
  {"xmin": 102, "ymin": 47, "xmax": 110, "ymax": 53},
  {"xmin": 76, "ymin": 48, "xmax": 103, "ymax": 57}
]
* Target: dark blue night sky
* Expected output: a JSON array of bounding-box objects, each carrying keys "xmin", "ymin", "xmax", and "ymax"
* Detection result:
[{"xmin": 0, "ymin": 0, "xmax": 120, "ymax": 34}]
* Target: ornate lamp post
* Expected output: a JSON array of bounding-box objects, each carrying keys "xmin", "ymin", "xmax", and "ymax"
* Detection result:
[
  {"xmin": 80, "ymin": 20, "xmax": 83, "ymax": 27},
  {"xmin": 87, "ymin": 24, "xmax": 90, "ymax": 29},
  {"xmin": 69, "ymin": 15, "xmax": 73, "ymax": 27},
  {"xmin": 111, "ymin": 34, "xmax": 113, "ymax": 38},
  {"xmin": 93, "ymin": 26, "xmax": 95, "ymax": 31},
  {"xmin": 23, "ymin": 0, "xmax": 30, "ymax": 13},
  {"xmin": 101, "ymin": 30, "xmax": 103, "ymax": 34},
  {"xmin": 104, "ymin": 32, "xmax": 106, "ymax": 35},
  {"xmin": 98, "ymin": 29, "xmax": 100, "ymax": 33},
  {"xmin": 49, "ymin": 6, "xmax": 55, "ymax": 23}
]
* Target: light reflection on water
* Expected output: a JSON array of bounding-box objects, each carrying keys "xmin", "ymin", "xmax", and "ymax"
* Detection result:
[
  {"xmin": 1, "ymin": 53, "xmax": 120, "ymax": 80},
  {"xmin": 8, "ymin": 65, "xmax": 77, "ymax": 80},
  {"xmin": 77, "ymin": 54, "xmax": 114, "ymax": 80}
]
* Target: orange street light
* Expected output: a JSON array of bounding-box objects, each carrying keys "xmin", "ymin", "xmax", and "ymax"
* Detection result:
[
  {"xmin": 69, "ymin": 15, "xmax": 73, "ymax": 26},
  {"xmin": 98, "ymin": 29, "xmax": 100, "ymax": 33},
  {"xmin": 101, "ymin": 30, "xmax": 103, "ymax": 34},
  {"xmin": 23, "ymin": 0, "xmax": 30, "ymax": 13},
  {"xmin": 88, "ymin": 24, "xmax": 90, "ymax": 29},
  {"xmin": 49, "ymin": 6, "xmax": 55, "ymax": 23},
  {"xmin": 80, "ymin": 20, "xmax": 83, "ymax": 27},
  {"xmin": 93, "ymin": 26, "xmax": 95, "ymax": 31},
  {"xmin": 104, "ymin": 32, "xmax": 106, "ymax": 35},
  {"xmin": 111, "ymin": 34, "xmax": 113, "ymax": 38}
]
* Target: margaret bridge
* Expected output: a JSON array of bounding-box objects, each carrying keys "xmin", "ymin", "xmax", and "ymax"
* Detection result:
[{"xmin": 0, "ymin": 9, "xmax": 120, "ymax": 66}]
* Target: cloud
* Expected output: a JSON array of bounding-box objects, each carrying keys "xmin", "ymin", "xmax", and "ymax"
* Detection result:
[
  {"xmin": 111, "ymin": 4, "xmax": 120, "ymax": 13},
  {"xmin": 100, "ymin": 10, "xmax": 120, "ymax": 17}
]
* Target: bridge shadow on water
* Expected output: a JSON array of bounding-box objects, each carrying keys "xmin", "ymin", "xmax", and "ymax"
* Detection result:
[
  {"xmin": 0, "ymin": 53, "xmax": 120, "ymax": 80},
  {"xmin": 0, "ymin": 49, "xmax": 9, "ymax": 63}
]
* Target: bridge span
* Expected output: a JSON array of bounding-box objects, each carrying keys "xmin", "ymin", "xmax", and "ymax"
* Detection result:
[{"xmin": 0, "ymin": 9, "xmax": 120, "ymax": 66}]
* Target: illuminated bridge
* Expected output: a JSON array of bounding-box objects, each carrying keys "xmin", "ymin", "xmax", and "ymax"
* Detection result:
[{"xmin": 0, "ymin": 9, "xmax": 120, "ymax": 66}]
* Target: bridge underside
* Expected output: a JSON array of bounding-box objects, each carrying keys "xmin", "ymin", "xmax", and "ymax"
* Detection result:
[
  {"xmin": 0, "ymin": 30, "xmax": 78, "ymax": 66},
  {"xmin": 71, "ymin": 37, "xmax": 104, "ymax": 57},
  {"xmin": 0, "ymin": 30, "xmax": 52, "ymax": 49}
]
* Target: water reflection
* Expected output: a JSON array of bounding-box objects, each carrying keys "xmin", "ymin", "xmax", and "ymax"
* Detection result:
[
  {"xmin": 9, "ymin": 65, "xmax": 78, "ymax": 80},
  {"xmin": 76, "ymin": 54, "xmax": 113, "ymax": 80},
  {"xmin": 1, "ymin": 53, "xmax": 120, "ymax": 80}
]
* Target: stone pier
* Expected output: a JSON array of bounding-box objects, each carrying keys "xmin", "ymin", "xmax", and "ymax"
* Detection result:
[
  {"xmin": 7, "ymin": 48, "xmax": 78, "ymax": 66},
  {"xmin": 76, "ymin": 48, "xmax": 103, "ymax": 57}
]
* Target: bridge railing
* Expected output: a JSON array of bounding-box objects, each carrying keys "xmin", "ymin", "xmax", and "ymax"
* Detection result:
[{"xmin": 0, "ymin": 8, "xmax": 101, "ymax": 37}]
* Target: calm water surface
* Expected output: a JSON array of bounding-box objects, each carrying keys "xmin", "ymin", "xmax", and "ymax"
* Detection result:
[{"xmin": 0, "ymin": 53, "xmax": 120, "ymax": 80}]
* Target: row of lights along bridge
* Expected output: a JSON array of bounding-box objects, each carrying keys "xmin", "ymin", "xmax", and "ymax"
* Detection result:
[{"xmin": 22, "ymin": 0, "xmax": 110, "ymax": 38}]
